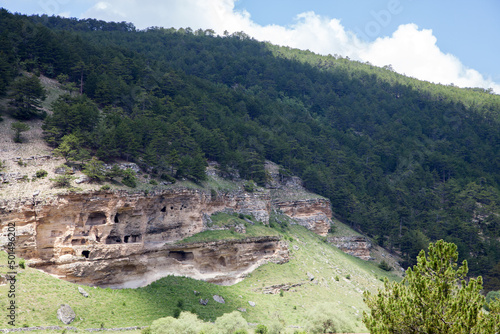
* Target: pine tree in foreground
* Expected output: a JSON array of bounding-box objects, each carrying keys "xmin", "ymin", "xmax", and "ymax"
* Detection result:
[{"xmin": 363, "ymin": 240, "xmax": 500, "ymax": 333}]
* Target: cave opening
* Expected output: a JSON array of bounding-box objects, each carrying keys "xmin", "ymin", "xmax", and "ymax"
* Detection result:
[
  {"xmin": 161, "ymin": 206, "xmax": 166, "ymax": 212},
  {"xmin": 82, "ymin": 250, "xmax": 90, "ymax": 258},
  {"xmin": 218, "ymin": 256, "xmax": 226, "ymax": 267},
  {"xmin": 87, "ymin": 212, "xmax": 107, "ymax": 226},
  {"xmin": 124, "ymin": 235, "xmax": 130, "ymax": 243},
  {"xmin": 114, "ymin": 213, "xmax": 120, "ymax": 223},
  {"xmin": 169, "ymin": 251, "xmax": 194, "ymax": 261},
  {"xmin": 105, "ymin": 236, "xmax": 122, "ymax": 244}
]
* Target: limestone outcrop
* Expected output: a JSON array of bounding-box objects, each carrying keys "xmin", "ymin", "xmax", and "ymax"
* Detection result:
[
  {"xmin": 327, "ymin": 236, "xmax": 372, "ymax": 260},
  {"xmin": 273, "ymin": 198, "xmax": 333, "ymax": 236},
  {"xmin": 0, "ymin": 187, "xmax": 327, "ymax": 287}
]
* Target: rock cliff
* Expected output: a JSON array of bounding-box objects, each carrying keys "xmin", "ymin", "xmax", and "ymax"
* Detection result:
[
  {"xmin": 327, "ymin": 236, "xmax": 372, "ymax": 260},
  {"xmin": 0, "ymin": 188, "xmax": 329, "ymax": 287},
  {"xmin": 273, "ymin": 198, "xmax": 333, "ymax": 236}
]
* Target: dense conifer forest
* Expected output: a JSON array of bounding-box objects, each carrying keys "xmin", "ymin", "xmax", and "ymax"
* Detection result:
[{"xmin": 2, "ymin": 9, "xmax": 500, "ymax": 290}]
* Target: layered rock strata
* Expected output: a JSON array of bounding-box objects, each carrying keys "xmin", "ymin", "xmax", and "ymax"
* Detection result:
[
  {"xmin": 327, "ymin": 236, "xmax": 372, "ymax": 260},
  {"xmin": 0, "ymin": 188, "xmax": 328, "ymax": 287},
  {"xmin": 273, "ymin": 198, "xmax": 333, "ymax": 236},
  {"xmin": 31, "ymin": 236, "xmax": 288, "ymax": 288}
]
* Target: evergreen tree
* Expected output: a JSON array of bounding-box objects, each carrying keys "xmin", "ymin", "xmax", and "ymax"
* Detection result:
[
  {"xmin": 53, "ymin": 133, "xmax": 90, "ymax": 164},
  {"xmin": 82, "ymin": 157, "xmax": 106, "ymax": 182},
  {"xmin": 9, "ymin": 75, "xmax": 47, "ymax": 120},
  {"xmin": 363, "ymin": 240, "xmax": 500, "ymax": 333},
  {"xmin": 11, "ymin": 121, "xmax": 30, "ymax": 143}
]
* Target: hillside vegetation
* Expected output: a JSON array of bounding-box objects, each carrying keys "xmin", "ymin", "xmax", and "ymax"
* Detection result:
[
  {"xmin": 1, "ymin": 9, "xmax": 500, "ymax": 289},
  {"xmin": 0, "ymin": 224, "xmax": 399, "ymax": 332}
]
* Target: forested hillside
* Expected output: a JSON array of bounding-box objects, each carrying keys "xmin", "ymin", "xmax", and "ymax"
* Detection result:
[{"xmin": 2, "ymin": 9, "xmax": 500, "ymax": 289}]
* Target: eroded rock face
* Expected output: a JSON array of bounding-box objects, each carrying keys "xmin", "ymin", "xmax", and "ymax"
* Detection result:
[
  {"xmin": 327, "ymin": 236, "xmax": 372, "ymax": 260},
  {"xmin": 32, "ymin": 236, "xmax": 288, "ymax": 288},
  {"xmin": 0, "ymin": 189, "xmax": 292, "ymax": 287},
  {"xmin": 274, "ymin": 198, "xmax": 333, "ymax": 236}
]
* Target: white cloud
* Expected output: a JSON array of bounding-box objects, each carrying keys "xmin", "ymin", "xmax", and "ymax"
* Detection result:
[{"xmin": 81, "ymin": 0, "xmax": 499, "ymax": 93}]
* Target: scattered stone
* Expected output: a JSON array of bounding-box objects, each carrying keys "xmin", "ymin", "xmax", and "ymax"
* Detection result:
[
  {"xmin": 293, "ymin": 245, "xmax": 299, "ymax": 251},
  {"xmin": 213, "ymin": 295, "xmax": 225, "ymax": 304},
  {"xmin": 119, "ymin": 163, "xmax": 140, "ymax": 173},
  {"xmin": 54, "ymin": 167, "xmax": 67, "ymax": 175},
  {"xmin": 75, "ymin": 175, "xmax": 89, "ymax": 184},
  {"xmin": 193, "ymin": 290, "xmax": 200, "ymax": 295},
  {"xmin": 237, "ymin": 308, "xmax": 247, "ymax": 312},
  {"xmin": 243, "ymin": 218, "xmax": 254, "ymax": 225},
  {"xmin": 78, "ymin": 287, "xmax": 89, "ymax": 297},
  {"xmin": 248, "ymin": 301, "xmax": 256, "ymax": 307},
  {"xmin": 307, "ymin": 272, "xmax": 315, "ymax": 281},
  {"xmin": 57, "ymin": 304, "xmax": 76, "ymax": 325},
  {"xmin": 262, "ymin": 283, "xmax": 304, "ymax": 294},
  {"xmin": 234, "ymin": 223, "xmax": 246, "ymax": 234},
  {"xmin": 199, "ymin": 298, "xmax": 208, "ymax": 306}
]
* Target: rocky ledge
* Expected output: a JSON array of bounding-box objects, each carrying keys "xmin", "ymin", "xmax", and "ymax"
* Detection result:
[
  {"xmin": 0, "ymin": 188, "xmax": 330, "ymax": 287},
  {"xmin": 327, "ymin": 236, "xmax": 372, "ymax": 260}
]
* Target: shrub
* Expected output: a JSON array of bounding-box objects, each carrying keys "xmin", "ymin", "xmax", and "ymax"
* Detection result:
[
  {"xmin": 100, "ymin": 184, "xmax": 111, "ymax": 191},
  {"xmin": 243, "ymin": 180, "xmax": 257, "ymax": 193},
  {"xmin": 50, "ymin": 174, "xmax": 74, "ymax": 188},
  {"xmin": 173, "ymin": 308, "xmax": 181, "ymax": 319},
  {"xmin": 255, "ymin": 324, "xmax": 268, "ymax": 334},
  {"xmin": 141, "ymin": 327, "xmax": 151, "ymax": 334},
  {"xmin": 19, "ymin": 259, "xmax": 25, "ymax": 269},
  {"xmin": 160, "ymin": 173, "xmax": 176, "ymax": 183},
  {"xmin": 149, "ymin": 179, "xmax": 158, "ymax": 185},
  {"xmin": 345, "ymin": 274, "xmax": 351, "ymax": 280},
  {"xmin": 306, "ymin": 303, "xmax": 353, "ymax": 334},
  {"xmin": 378, "ymin": 260, "xmax": 393, "ymax": 271},
  {"xmin": 267, "ymin": 319, "xmax": 284, "ymax": 334},
  {"xmin": 151, "ymin": 312, "xmax": 209, "ymax": 334},
  {"xmin": 176, "ymin": 299, "xmax": 184, "ymax": 308},
  {"xmin": 214, "ymin": 311, "xmax": 248, "ymax": 334},
  {"xmin": 35, "ymin": 169, "xmax": 48, "ymax": 178},
  {"xmin": 122, "ymin": 169, "xmax": 137, "ymax": 188}
]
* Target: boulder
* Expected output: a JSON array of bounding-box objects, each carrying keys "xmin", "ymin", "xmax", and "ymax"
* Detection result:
[
  {"xmin": 248, "ymin": 301, "xmax": 256, "ymax": 307},
  {"xmin": 75, "ymin": 175, "xmax": 89, "ymax": 184},
  {"xmin": 57, "ymin": 304, "xmax": 76, "ymax": 324},
  {"xmin": 199, "ymin": 298, "xmax": 208, "ymax": 306},
  {"xmin": 213, "ymin": 295, "xmax": 225, "ymax": 304},
  {"xmin": 78, "ymin": 286, "xmax": 89, "ymax": 297}
]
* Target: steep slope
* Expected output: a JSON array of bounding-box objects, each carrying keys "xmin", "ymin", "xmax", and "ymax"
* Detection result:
[
  {"xmin": 2, "ymin": 9, "xmax": 500, "ymax": 287},
  {"xmin": 0, "ymin": 224, "xmax": 399, "ymax": 331}
]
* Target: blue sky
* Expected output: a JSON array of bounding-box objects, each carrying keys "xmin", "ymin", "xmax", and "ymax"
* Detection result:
[{"xmin": 2, "ymin": 0, "xmax": 499, "ymax": 92}]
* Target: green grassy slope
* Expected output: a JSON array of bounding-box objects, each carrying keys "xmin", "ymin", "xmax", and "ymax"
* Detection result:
[{"xmin": 1, "ymin": 224, "xmax": 398, "ymax": 332}]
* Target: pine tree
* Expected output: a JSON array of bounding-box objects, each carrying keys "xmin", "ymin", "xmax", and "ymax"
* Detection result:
[
  {"xmin": 363, "ymin": 240, "xmax": 500, "ymax": 333},
  {"xmin": 11, "ymin": 121, "xmax": 30, "ymax": 143},
  {"xmin": 9, "ymin": 74, "xmax": 47, "ymax": 120},
  {"xmin": 82, "ymin": 157, "xmax": 106, "ymax": 182}
]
